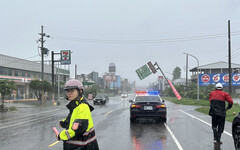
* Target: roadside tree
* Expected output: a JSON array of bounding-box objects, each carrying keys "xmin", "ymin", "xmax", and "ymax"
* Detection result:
[
  {"xmin": 29, "ymin": 80, "xmax": 52, "ymax": 100},
  {"xmin": 172, "ymin": 67, "xmax": 181, "ymax": 81},
  {"xmin": 0, "ymin": 80, "xmax": 16, "ymax": 112}
]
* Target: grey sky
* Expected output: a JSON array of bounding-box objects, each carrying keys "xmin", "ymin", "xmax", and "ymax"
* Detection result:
[{"xmin": 1, "ymin": 0, "xmax": 240, "ymax": 86}]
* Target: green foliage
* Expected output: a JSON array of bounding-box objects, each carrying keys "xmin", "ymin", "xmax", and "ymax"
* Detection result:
[
  {"xmin": 29, "ymin": 80, "xmax": 52, "ymax": 100},
  {"xmin": 163, "ymin": 97, "xmax": 209, "ymax": 106},
  {"xmin": 163, "ymin": 84, "xmax": 185, "ymax": 97},
  {"xmin": 0, "ymin": 80, "xmax": 16, "ymax": 111},
  {"xmin": 0, "ymin": 80, "xmax": 16, "ymax": 97},
  {"xmin": 163, "ymin": 82, "xmax": 215, "ymax": 100},
  {"xmin": 8, "ymin": 106, "xmax": 17, "ymax": 111},
  {"xmin": 172, "ymin": 67, "xmax": 181, "ymax": 81},
  {"xmin": 84, "ymin": 85, "xmax": 101, "ymax": 98}
]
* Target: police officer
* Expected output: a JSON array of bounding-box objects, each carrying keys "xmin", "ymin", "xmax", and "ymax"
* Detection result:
[
  {"xmin": 57, "ymin": 79, "xmax": 99, "ymax": 150},
  {"xmin": 209, "ymin": 83, "xmax": 233, "ymax": 144}
]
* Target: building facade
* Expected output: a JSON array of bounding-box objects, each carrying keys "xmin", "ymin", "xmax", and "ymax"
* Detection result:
[{"xmin": 0, "ymin": 54, "xmax": 70, "ymax": 99}]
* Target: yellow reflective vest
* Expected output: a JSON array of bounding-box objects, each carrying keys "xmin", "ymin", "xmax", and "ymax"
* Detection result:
[{"xmin": 59, "ymin": 97, "xmax": 94, "ymax": 141}]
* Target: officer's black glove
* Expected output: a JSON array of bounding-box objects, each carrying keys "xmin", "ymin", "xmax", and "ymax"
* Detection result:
[{"xmin": 57, "ymin": 134, "xmax": 61, "ymax": 141}]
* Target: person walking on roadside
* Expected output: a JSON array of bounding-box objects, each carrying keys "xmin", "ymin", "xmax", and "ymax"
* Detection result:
[
  {"xmin": 56, "ymin": 79, "xmax": 99, "ymax": 150},
  {"xmin": 209, "ymin": 83, "xmax": 233, "ymax": 144}
]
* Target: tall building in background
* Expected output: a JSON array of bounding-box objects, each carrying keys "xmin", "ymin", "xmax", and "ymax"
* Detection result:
[{"xmin": 109, "ymin": 63, "xmax": 116, "ymax": 73}]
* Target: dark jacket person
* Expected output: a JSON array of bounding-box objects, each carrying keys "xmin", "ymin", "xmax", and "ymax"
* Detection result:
[{"xmin": 209, "ymin": 83, "xmax": 233, "ymax": 144}]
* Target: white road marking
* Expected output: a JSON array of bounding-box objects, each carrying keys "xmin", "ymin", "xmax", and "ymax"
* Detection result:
[
  {"xmin": 104, "ymin": 110, "xmax": 113, "ymax": 116},
  {"xmin": 0, "ymin": 112, "xmax": 65, "ymax": 129},
  {"xmin": 164, "ymin": 123, "xmax": 184, "ymax": 150},
  {"xmin": 179, "ymin": 109, "xmax": 232, "ymax": 137}
]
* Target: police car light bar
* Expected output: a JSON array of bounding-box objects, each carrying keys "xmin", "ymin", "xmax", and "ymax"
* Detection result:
[{"xmin": 135, "ymin": 91, "xmax": 159, "ymax": 95}]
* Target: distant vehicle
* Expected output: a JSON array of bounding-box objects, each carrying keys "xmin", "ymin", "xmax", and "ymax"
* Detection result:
[
  {"xmin": 127, "ymin": 94, "xmax": 134, "ymax": 98},
  {"xmin": 129, "ymin": 91, "xmax": 166, "ymax": 123},
  {"xmin": 93, "ymin": 94, "xmax": 109, "ymax": 105},
  {"xmin": 232, "ymin": 112, "xmax": 240, "ymax": 149},
  {"xmin": 121, "ymin": 93, "xmax": 128, "ymax": 99},
  {"xmin": 127, "ymin": 94, "xmax": 135, "ymax": 100}
]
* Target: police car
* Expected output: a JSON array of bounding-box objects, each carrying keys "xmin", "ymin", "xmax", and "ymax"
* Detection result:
[{"xmin": 129, "ymin": 91, "xmax": 167, "ymax": 123}]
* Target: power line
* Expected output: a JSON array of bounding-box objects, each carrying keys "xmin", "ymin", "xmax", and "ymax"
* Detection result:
[
  {"xmin": 45, "ymin": 22, "xmax": 240, "ymax": 36},
  {"xmin": 50, "ymin": 31, "xmax": 240, "ymax": 44}
]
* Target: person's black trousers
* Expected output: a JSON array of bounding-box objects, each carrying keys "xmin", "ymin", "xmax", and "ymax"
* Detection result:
[{"xmin": 212, "ymin": 115, "xmax": 225, "ymax": 141}]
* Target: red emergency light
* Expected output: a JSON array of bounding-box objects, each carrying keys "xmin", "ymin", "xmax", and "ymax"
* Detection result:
[{"xmin": 135, "ymin": 91, "xmax": 146, "ymax": 94}]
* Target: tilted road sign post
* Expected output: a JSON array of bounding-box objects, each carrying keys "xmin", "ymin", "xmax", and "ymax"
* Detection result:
[{"xmin": 136, "ymin": 61, "xmax": 182, "ymax": 100}]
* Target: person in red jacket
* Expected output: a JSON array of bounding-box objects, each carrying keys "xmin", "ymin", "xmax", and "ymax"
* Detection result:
[{"xmin": 209, "ymin": 83, "xmax": 233, "ymax": 144}]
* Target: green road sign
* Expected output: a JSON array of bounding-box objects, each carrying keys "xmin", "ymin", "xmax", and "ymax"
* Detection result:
[{"xmin": 136, "ymin": 64, "xmax": 152, "ymax": 80}]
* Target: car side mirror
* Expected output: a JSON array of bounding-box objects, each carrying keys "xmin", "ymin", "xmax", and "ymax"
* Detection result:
[
  {"xmin": 129, "ymin": 100, "xmax": 133, "ymax": 103},
  {"xmin": 162, "ymin": 100, "xmax": 165, "ymax": 102}
]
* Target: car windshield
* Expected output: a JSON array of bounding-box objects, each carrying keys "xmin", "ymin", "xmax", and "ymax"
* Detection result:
[
  {"xmin": 96, "ymin": 95, "xmax": 105, "ymax": 98},
  {"xmin": 135, "ymin": 96, "xmax": 161, "ymax": 102}
]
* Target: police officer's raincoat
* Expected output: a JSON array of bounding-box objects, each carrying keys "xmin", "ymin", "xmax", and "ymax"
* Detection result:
[{"xmin": 59, "ymin": 97, "xmax": 99, "ymax": 150}]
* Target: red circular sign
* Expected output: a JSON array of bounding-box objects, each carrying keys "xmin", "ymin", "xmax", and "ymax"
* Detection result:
[
  {"xmin": 201, "ymin": 74, "xmax": 210, "ymax": 83},
  {"xmin": 223, "ymin": 74, "xmax": 229, "ymax": 82},
  {"xmin": 233, "ymin": 74, "xmax": 240, "ymax": 82},
  {"xmin": 213, "ymin": 74, "xmax": 220, "ymax": 82}
]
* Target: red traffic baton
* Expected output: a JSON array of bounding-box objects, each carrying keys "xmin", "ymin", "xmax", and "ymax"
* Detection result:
[
  {"xmin": 53, "ymin": 127, "xmax": 59, "ymax": 135},
  {"xmin": 48, "ymin": 127, "xmax": 60, "ymax": 147}
]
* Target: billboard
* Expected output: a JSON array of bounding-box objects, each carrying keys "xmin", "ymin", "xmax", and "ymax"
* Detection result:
[
  {"xmin": 110, "ymin": 75, "xmax": 121, "ymax": 89},
  {"xmin": 199, "ymin": 73, "xmax": 240, "ymax": 86}
]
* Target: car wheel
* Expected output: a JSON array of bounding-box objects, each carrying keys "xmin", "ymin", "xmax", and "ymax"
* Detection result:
[
  {"xmin": 234, "ymin": 126, "xmax": 240, "ymax": 150},
  {"xmin": 130, "ymin": 117, "xmax": 136, "ymax": 123},
  {"xmin": 156, "ymin": 117, "xmax": 166, "ymax": 123},
  {"xmin": 162, "ymin": 117, "xmax": 167, "ymax": 123}
]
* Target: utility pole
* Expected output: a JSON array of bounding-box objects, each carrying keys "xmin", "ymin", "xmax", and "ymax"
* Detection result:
[
  {"xmin": 40, "ymin": 26, "xmax": 45, "ymax": 106},
  {"xmin": 186, "ymin": 54, "xmax": 188, "ymax": 95},
  {"xmin": 228, "ymin": 20, "xmax": 232, "ymax": 95},
  {"xmin": 38, "ymin": 25, "xmax": 50, "ymax": 106},
  {"xmin": 75, "ymin": 64, "xmax": 77, "ymax": 79},
  {"xmin": 51, "ymin": 51, "xmax": 55, "ymax": 105}
]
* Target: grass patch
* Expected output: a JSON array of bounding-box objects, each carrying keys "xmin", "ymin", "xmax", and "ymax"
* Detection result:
[
  {"xmin": 162, "ymin": 97, "xmax": 209, "ymax": 106},
  {"xmin": 163, "ymin": 97, "xmax": 240, "ymax": 122},
  {"xmin": 8, "ymin": 106, "xmax": 17, "ymax": 111}
]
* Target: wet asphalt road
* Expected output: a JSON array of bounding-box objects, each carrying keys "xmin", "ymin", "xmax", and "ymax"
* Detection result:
[{"xmin": 0, "ymin": 96, "xmax": 235, "ymax": 150}]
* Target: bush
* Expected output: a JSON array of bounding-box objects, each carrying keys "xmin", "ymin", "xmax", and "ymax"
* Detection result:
[{"xmin": 163, "ymin": 83, "xmax": 215, "ymax": 100}]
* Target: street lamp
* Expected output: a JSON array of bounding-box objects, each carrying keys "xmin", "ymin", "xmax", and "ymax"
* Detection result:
[{"xmin": 184, "ymin": 52, "xmax": 200, "ymax": 100}]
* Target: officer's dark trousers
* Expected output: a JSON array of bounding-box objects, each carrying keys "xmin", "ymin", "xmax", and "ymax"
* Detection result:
[{"xmin": 212, "ymin": 115, "xmax": 225, "ymax": 141}]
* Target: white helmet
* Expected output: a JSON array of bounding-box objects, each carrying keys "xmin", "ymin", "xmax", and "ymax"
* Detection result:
[{"xmin": 215, "ymin": 83, "xmax": 223, "ymax": 90}]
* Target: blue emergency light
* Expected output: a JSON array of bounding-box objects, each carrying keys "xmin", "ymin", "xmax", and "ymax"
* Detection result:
[{"xmin": 147, "ymin": 91, "xmax": 160, "ymax": 95}]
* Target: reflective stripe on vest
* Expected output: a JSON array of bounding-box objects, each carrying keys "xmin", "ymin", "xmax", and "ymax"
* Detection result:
[
  {"xmin": 83, "ymin": 128, "xmax": 94, "ymax": 136},
  {"xmin": 66, "ymin": 136, "xmax": 96, "ymax": 146},
  {"xmin": 65, "ymin": 130, "xmax": 71, "ymax": 139}
]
